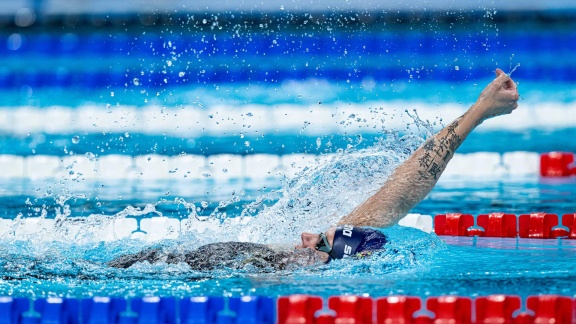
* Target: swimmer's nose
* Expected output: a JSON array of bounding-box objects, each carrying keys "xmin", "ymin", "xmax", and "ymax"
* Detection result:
[{"xmin": 300, "ymin": 232, "xmax": 318, "ymax": 249}]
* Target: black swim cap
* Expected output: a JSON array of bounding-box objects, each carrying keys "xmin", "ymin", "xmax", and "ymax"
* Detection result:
[{"xmin": 332, "ymin": 225, "xmax": 387, "ymax": 259}]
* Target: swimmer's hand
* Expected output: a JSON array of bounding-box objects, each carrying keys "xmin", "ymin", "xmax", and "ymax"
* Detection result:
[{"xmin": 472, "ymin": 68, "xmax": 519, "ymax": 124}]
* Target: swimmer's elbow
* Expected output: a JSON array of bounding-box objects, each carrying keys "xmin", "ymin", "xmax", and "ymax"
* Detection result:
[
  {"xmin": 339, "ymin": 194, "xmax": 408, "ymax": 228},
  {"xmin": 373, "ymin": 215, "xmax": 402, "ymax": 229},
  {"xmin": 344, "ymin": 212, "xmax": 402, "ymax": 229}
]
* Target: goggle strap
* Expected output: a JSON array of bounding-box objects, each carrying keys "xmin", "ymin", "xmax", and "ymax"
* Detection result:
[{"xmin": 315, "ymin": 233, "xmax": 332, "ymax": 253}]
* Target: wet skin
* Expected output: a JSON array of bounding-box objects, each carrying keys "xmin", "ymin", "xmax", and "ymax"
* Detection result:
[
  {"xmin": 107, "ymin": 231, "xmax": 340, "ymax": 270},
  {"xmin": 298, "ymin": 227, "xmax": 336, "ymax": 263}
]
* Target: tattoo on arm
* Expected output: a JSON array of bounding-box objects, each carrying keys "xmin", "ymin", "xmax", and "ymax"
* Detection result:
[{"xmin": 417, "ymin": 120, "xmax": 462, "ymax": 180}]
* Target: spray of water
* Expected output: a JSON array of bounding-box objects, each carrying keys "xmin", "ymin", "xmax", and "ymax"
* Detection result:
[
  {"xmin": 0, "ymin": 108, "xmax": 447, "ymax": 296},
  {"xmin": 508, "ymin": 63, "xmax": 521, "ymax": 77},
  {"xmin": 1, "ymin": 109, "xmax": 438, "ymax": 248},
  {"xmin": 237, "ymin": 134, "xmax": 424, "ymax": 245}
]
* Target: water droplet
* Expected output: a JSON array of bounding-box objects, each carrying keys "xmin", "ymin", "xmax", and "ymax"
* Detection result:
[
  {"xmin": 454, "ymin": 66, "xmax": 460, "ymax": 71},
  {"xmin": 178, "ymin": 72, "xmax": 185, "ymax": 77},
  {"xmin": 7, "ymin": 33, "xmax": 23, "ymax": 51},
  {"xmin": 133, "ymin": 78, "xmax": 140, "ymax": 86},
  {"xmin": 72, "ymin": 135, "xmax": 80, "ymax": 144}
]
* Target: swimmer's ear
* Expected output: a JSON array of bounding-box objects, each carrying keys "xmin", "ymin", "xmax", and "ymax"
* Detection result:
[{"xmin": 495, "ymin": 68, "xmax": 505, "ymax": 77}]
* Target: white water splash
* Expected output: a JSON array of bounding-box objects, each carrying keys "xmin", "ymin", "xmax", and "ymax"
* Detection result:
[
  {"xmin": 236, "ymin": 134, "xmax": 424, "ymax": 245},
  {"xmin": 0, "ymin": 105, "xmax": 440, "ymax": 253},
  {"xmin": 0, "ymin": 135, "xmax": 425, "ymax": 251},
  {"xmin": 507, "ymin": 63, "xmax": 521, "ymax": 77}
]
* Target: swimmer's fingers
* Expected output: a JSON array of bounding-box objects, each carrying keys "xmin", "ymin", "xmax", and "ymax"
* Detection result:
[
  {"xmin": 494, "ymin": 69, "xmax": 511, "ymax": 86},
  {"xmin": 494, "ymin": 69, "xmax": 519, "ymax": 94},
  {"xmin": 505, "ymin": 75, "xmax": 518, "ymax": 93},
  {"xmin": 505, "ymin": 78, "xmax": 520, "ymax": 102}
]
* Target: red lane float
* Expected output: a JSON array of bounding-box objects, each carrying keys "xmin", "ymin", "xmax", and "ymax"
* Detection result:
[
  {"xmin": 433, "ymin": 212, "xmax": 576, "ymax": 239},
  {"xmin": 476, "ymin": 295, "xmax": 521, "ymax": 324},
  {"xmin": 425, "ymin": 296, "xmax": 472, "ymax": 324},
  {"xmin": 277, "ymin": 294, "xmax": 576, "ymax": 324},
  {"xmin": 518, "ymin": 212, "xmax": 560, "ymax": 238},
  {"xmin": 376, "ymin": 296, "xmax": 421, "ymax": 324},
  {"xmin": 433, "ymin": 213, "xmax": 474, "ymax": 236},
  {"xmin": 476, "ymin": 213, "xmax": 517, "ymax": 237},
  {"xmin": 328, "ymin": 296, "xmax": 373, "ymax": 324},
  {"xmin": 515, "ymin": 295, "xmax": 574, "ymax": 324},
  {"xmin": 278, "ymin": 295, "xmax": 323, "ymax": 324},
  {"xmin": 540, "ymin": 152, "xmax": 575, "ymax": 177},
  {"xmin": 562, "ymin": 213, "xmax": 576, "ymax": 239}
]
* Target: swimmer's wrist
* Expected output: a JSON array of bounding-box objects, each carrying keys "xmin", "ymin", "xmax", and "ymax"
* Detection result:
[{"xmin": 467, "ymin": 102, "xmax": 486, "ymax": 126}]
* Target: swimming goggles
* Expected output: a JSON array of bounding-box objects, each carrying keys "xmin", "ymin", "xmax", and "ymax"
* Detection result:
[{"xmin": 315, "ymin": 233, "xmax": 338, "ymax": 260}]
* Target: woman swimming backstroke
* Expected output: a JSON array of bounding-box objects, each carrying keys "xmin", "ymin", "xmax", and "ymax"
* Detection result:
[
  {"xmin": 300, "ymin": 68, "xmax": 519, "ymax": 263},
  {"xmin": 110, "ymin": 69, "xmax": 519, "ymax": 270}
]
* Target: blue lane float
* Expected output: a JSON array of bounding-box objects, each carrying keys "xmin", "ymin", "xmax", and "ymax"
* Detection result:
[
  {"xmin": 1, "ymin": 65, "xmax": 576, "ymax": 90},
  {"xmin": 0, "ymin": 296, "xmax": 276, "ymax": 324},
  {"xmin": 1, "ymin": 30, "xmax": 576, "ymax": 89},
  {"xmin": 2, "ymin": 294, "xmax": 576, "ymax": 323},
  {"xmin": 1, "ymin": 32, "xmax": 575, "ymax": 57}
]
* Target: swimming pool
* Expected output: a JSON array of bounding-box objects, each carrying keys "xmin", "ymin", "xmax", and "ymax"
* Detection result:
[{"xmin": 1, "ymin": 5, "xmax": 576, "ymax": 322}]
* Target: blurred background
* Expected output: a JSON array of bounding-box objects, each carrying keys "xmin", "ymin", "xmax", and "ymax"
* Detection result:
[
  {"xmin": 2, "ymin": 1, "xmax": 576, "ymax": 301},
  {"xmin": 0, "ymin": 0, "xmax": 576, "ymax": 218}
]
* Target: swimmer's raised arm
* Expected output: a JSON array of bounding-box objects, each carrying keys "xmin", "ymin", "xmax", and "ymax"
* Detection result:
[{"xmin": 338, "ymin": 69, "xmax": 519, "ymax": 228}]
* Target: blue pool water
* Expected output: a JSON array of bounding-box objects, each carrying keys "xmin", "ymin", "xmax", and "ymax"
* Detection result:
[
  {"xmin": 1, "ymin": 165, "xmax": 576, "ymax": 298},
  {"xmin": 1, "ymin": 10, "xmax": 576, "ymax": 300}
]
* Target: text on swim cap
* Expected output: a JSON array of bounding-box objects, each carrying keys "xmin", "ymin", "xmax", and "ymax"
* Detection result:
[
  {"xmin": 342, "ymin": 225, "xmax": 354, "ymax": 255},
  {"xmin": 344, "ymin": 245, "xmax": 352, "ymax": 255},
  {"xmin": 342, "ymin": 225, "xmax": 354, "ymax": 237}
]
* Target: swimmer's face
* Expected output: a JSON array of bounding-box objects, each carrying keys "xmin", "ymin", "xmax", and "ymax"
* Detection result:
[{"xmin": 298, "ymin": 227, "xmax": 336, "ymax": 262}]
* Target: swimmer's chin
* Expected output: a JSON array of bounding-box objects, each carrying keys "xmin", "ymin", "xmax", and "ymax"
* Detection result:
[{"xmin": 280, "ymin": 248, "xmax": 328, "ymax": 269}]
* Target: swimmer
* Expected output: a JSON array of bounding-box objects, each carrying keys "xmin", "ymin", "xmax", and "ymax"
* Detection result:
[{"xmin": 109, "ymin": 69, "xmax": 519, "ymax": 270}]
